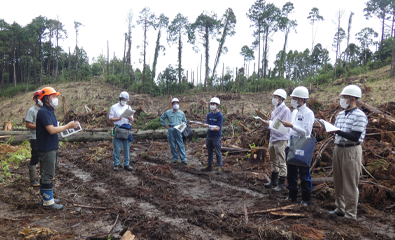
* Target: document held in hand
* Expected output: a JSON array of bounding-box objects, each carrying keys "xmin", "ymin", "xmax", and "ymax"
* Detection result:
[
  {"xmin": 60, "ymin": 122, "xmax": 83, "ymax": 138},
  {"xmin": 189, "ymin": 120, "xmax": 204, "ymax": 125},
  {"xmin": 174, "ymin": 123, "xmax": 187, "ymax": 132},
  {"xmin": 269, "ymin": 117, "xmax": 289, "ymax": 135},
  {"xmin": 316, "ymin": 119, "xmax": 340, "ymax": 132},
  {"xmin": 120, "ymin": 108, "xmax": 135, "ymax": 118}
]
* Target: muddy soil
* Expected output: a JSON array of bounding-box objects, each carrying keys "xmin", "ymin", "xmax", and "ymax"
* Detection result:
[{"xmin": 1, "ymin": 139, "xmax": 394, "ymax": 239}]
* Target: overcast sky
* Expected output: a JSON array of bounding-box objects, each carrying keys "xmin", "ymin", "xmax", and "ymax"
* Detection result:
[{"xmin": 1, "ymin": 0, "xmax": 383, "ymax": 82}]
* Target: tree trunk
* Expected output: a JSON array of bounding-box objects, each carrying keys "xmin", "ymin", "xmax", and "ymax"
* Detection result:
[
  {"xmin": 390, "ymin": 34, "xmax": 395, "ymax": 77},
  {"xmin": 112, "ymin": 52, "xmax": 115, "ymax": 74},
  {"xmin": 221, "ymin": 62, "xmax": 224, "ymax": 92},
  {"xmin": 379, "ymin": 11, "xmax": 386, "ymax": 61},
  {"xmin": 257, "ymin": 25, "xmax": 261, "ymax": 79},
  {"xmin": 13, "ymin": 48, "xmax": 16, "ymax": 88},
  {"xmin": 178, "ymin": 31, "xmax": 182, "ymax": 87},
  {"xmin": 56, "ymin": 25, "xmax": 59, "ymax": 85},
  {"xmin": 107, "ymin": 41, "xmax": 110, "ymax": 76},
  {"xmin": 200, "ymin": 54, "xmax": 202, "ymax": 86},
  {"xmin": 39, "ymin": 39, "xmax": 43, "ymax": 87},
  {"xmin": 26, "ymin": 60, "xmax": 30, "ymax": 92},
  {"xmin": 33, "ymin": 49, "xmax": 37, "ymax": 89},
  {"xmin": 68, "ymin": 47, "xmax": 71, "ymax": 79},
  {"xmin": 204, "ymin": 25, "xmax": 209, "ymax": 90},
  {"xmin": 122, "ymin": 33, "xmax": 126, "ymax": 75},
  {"xmin": 263, "ymin": 29, "xmax": 268, "ymax": 79},
  {"xmin": 141, "ymin": 19, "xmax": 147, "ymax": 94}
]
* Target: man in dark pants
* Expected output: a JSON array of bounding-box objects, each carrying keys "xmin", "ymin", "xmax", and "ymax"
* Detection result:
[
  {"xmin": 201, "ymin": 97, "xmax": 224, "ymax": 175},
  {"xmin": 25, "ymin": 90, "xmax": 42, "ymax": 187},
  {"xmin": 282, "ymin": 86, "xmax": 315, "ymax": 206},
  {"xmin": 37, "ymin": 87, "xmax": 79, "ymax": 209}
]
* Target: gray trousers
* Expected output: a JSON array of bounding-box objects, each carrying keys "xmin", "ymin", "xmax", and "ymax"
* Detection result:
[
  {"xmin": 333, "ymin": 145, "xmax": 362, "ymax": 219},
  {"xmin": 38, "ymin": 150, "xmax": 58, "ymax": 186}
]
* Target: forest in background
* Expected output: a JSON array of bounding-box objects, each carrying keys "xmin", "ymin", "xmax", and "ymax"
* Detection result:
[{"xmin": 1, "ymin": 0, "xmax": 395, "ymax": 98}]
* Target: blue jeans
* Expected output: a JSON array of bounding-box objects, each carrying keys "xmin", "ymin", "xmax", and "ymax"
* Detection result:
[
  {"xmin": 168, "ymin": 127, "xmax": 187, "ymax": 162},
  {"xmin": 113, "ymin": 136, "xmax": 130, "ymax": 166},
  {"xmin": 206, "ymin": 137, "xmax": 222, "ymax": 167}
]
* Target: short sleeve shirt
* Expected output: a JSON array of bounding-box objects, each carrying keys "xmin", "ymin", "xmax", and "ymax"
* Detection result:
[
  {"xmin": 334, "ymin": 108, "xmax": 368, "ymax": 144},
  {"xmin": 25, "ymin": 105, "xmax": 39, "ymax": 139},
  {"xmin": 36, "ymin": 105, "xmax": 59, "ymax": 151}
]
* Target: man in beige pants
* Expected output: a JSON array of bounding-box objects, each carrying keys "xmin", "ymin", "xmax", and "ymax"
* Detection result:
[
  {"xmin": 262, "ymin": 89, "xmax": 291, "ymax": 191},
  {"xmin": 329, "ymin": 85, "xmax": 368, "ymax": 219}
]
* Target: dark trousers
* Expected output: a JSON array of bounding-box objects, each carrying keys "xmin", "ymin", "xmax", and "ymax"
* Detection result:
[
  {"xmin": 285, "ymin": 147, "xmax": 312, "ymax": 193},
  {"xmin": 206, "ymin": 137, "xmax": 223, "ymax": 167},
  {"xmin": 38, "ymin": 150, "xmax": 58, "ymax": 189},
  {"xmin": 30, "ymin": 139, "xmax": 40, "ymax": 165}
]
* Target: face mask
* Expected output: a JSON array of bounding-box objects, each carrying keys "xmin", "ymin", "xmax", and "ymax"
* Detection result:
[
  {"xmin": 50, "ymin": 98, "xmax": 59, "ymax": 108},
  {"xmin": 210, "ymin": 105, "xmax": 217, "ymax": 111},
  {"xmin": 37, "ymin": 99, "xmax": 43, "ymax": 107},
  {"xmin": 120, "ymin": 100, "xmax": 127, "ymax": 106},
  {"xmin": 291, "ymin": 99, "xmax": 299, "ymax": 109},
  {"xmin": 173, "ymin": 104, "xmax": 179, "ymax": 110},
  {"xmin": 340, "ymin": 98, "xmax": 349, "ymax": 109},
  {"xmin": 272, "ymin": 98, "xmax": 279, "ymax": 106}
]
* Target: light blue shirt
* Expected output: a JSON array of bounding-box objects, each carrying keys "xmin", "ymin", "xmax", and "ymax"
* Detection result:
[{"xmin": 160, "ymin": 109, "xmax": 187, "ymax": 127}]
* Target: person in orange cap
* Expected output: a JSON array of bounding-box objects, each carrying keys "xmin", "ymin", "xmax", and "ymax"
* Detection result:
[
  {"xmin": 36, "ymin": 87, "xmax": 79, "ymax": 210},
  {"xmin": 25, "ymin": 90, "xmax": 43, "ymax": 187}
]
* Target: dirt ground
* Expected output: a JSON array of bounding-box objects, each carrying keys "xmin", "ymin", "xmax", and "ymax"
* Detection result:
[{"xmin": 0, "ymin": 136, "xmax": 394, "ymax": 239}]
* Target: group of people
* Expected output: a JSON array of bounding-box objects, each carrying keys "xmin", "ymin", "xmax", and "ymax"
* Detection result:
[
  {"xmin": 25, "ymin": 85, "xmax": 367, "ymax": 219},
  {"xmin": 263, "ymin": 85, "xmax": 367, "ymax": 220}
]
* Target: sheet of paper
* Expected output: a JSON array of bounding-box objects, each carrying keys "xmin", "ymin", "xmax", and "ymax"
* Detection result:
[
  {"xmin": 269, "ymin": 117, "xmax": 289, "ymax": 135},
  {"xmin": 120, "ymin": 108, "xmax": 135, "ymax": 118},
  {"xmin": 319, "ymin": 119, "xmax": 340, "ymax": 132},
  {"xmin": 60, "ymin": 123, "xmax": 83, "ymax": 138},
  {"xmin": 208, "ymin": 125, "xmax": 219, "ymax": 130},
  {"xmin": 189, "ymin": 120, "xmax": 204, "ymax": 125},
  {"xmin": 174, "ymin": 123, "xmax": 186, "ymax": 132}
]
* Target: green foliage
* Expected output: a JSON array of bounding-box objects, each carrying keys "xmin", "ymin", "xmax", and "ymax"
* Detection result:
[
  {"xmin": 0, "ymin": 140, "xmax": 31, "ymax": 183},
  {"xmin": 143, "ymin": 117, "xmax": 163, "ymax": 130}
]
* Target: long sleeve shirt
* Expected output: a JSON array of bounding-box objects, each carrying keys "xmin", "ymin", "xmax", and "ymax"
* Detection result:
[
  {"xmin": 108, "ymin": 103, "xmax": 133, "ymax": 126},
  {"xmin": 160, "ymin": 109, "xmax": 187, "ymax": 127},
  {"xmin": 288, "ymin": 103, "xmax": 315, "ymax": 146},
  {"xmin": 334, "ymin": 107, "xmax": 368, "ymax": 144},
  {"xmin": 266, "ymin": 102, "xmax": 291, "ymax": 143},
  {"xmin": 206, "ymin": 111, "xmax": 223, "ymax": 138}
]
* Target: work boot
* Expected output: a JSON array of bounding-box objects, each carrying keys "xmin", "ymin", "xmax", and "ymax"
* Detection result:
[
  {"xmin": 285, "ymin": 189, "xmax": 298, "ymax": 202},
  {"xmin": 181, "ymin": 161, "xmax": 188, "ymax": 165},
  {"xmin": 216, "ymin": 167, "xmax": 223, "ymax": 175},
  {"xmin": 28, "ymin": 165, "xmax": 40, "ymax": 187},
  {"xmin": 264, "ymin": 172, "xmax": 278, "ymax": 188},
  {"xmin": 201, "ymin": 164, "xmax": 213, "ymax": 172},
  {"xmin": 300, "ymin": 191, "xmax": 311, "ymax": 206},
  {"xmin": 42, "ymin": 189, "xmax": 63, "ymax": 210},
  {"xmin": 113, "ymin": 165, "xmax": 119, "ymax": 171},
  {"xmin": 329, "ymin": 210, "xmax": 345, "ymax": 217},
  {"xmin": 124, "ymin": 165, "xmax": 133, "ymax": 171},
  {"xmin": 273, "ymin": 176, "xmax": 286, "ymax": 192}
]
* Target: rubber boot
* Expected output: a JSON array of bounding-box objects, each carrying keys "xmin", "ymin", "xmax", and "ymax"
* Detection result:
[
  {"xmin": 273, "ymin": 176, "xmax": 286, "ymax": 192},
  {"xmin": 28, "ymin": 164, "xmax": 40, "ymax": 187},
  {"xmin": 285, "ymin": 189, "xmax": 298, "ymax": 202},
  {"xmin": 300, "ymin": 191, "xmax": 311, "ymax": 206},
  {"xmin": 42, "ymin": 188, "xmax": 63, "ymax": 209},
  {"xmin": 201, "ymin": 164, "xmax": 213, "ymax": 172},
  {"xmin": 264, "ymin": 172, "xmax": 278, "ymax": 188},
  {"xmin": 40, "ymin": 186, "xmax": 60, "ymax": 205}
]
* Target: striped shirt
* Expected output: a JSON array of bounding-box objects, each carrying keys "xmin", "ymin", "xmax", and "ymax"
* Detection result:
[
  {"xmin": 267, "ymin": 102, "xmax": 291, "ymax": 142},
  {"xmin": 334, "ymin": 108, "xmax": 368, "ymax": 144}
]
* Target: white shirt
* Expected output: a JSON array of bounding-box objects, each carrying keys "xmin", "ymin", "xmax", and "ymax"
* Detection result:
[
  {"xmin": 288, "ymin": 103, "xmax": 315, "ymax": 146},
  {"xmin": 109, "ymin": 102, "xmax": 133, "ymax": 126}
]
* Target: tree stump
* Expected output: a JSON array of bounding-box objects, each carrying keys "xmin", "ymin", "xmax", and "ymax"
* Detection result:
[{"xmin": 251, "ymin": 147, "xmax": 267, "ymax": 161}]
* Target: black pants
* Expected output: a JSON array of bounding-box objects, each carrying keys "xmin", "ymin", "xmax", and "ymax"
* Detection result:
[
  {"xmin": 285, "ymin": 147, "xmax": 312, "ymax": 193},
  {"xmin": 30, "ymin": 139, "xmax": 40, "ymax": 165}
]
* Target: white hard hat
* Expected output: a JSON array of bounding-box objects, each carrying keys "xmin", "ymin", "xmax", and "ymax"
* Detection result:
[
  {"xmin": 119, "ymin": 91, "xmax": 129, "ymax": 101},
  {"xmin": 210, "ymin": 97, "xmax": 220, "ymax": 105},
  {"xmin": 273, "ymin": 89, "xmax": 287, "ymax": 100},
  {"xmin": 171, "ymin": 98, "xmax": 179, "ymax": 103},
  {"xmin": 340, "ymin": 85, "xmax": 362, "ymax": 98},
  {"xmin": 290, "ymin": 86, "xmax": 309, "ymax": 99}
]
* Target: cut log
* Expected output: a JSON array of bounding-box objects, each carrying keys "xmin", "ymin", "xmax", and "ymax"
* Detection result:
[
  {"xmin": 121, "ymin": 230, "xmax": 135, "ymax": 240},
  {"xmin": 239, "ymin": 204, "xmax": 299, "ymax": 215},
  {"xmin": 2, "ymin": 122, "xmax": 12, "ymax": 131},
  {"xmin": 238, "ymin": 122, "xmax": 252, "ymax": 132},
  {"xmin": 270, "ymin": 211, "xmax": 305, "ymax": 217},
  {"xmin": 358, "ymin": 100, "xmax": 395, "ymax": 121},
  {"xmin": 251, "ymin": 147, "xmax": 267, "ymax": 161},
  {"xmin": 255, "ymin": 110, "xmax": 269, "ymax": 120}
]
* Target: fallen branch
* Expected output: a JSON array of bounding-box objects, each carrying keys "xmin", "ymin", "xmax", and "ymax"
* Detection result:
[
  {"xmin": 361, "ymin": 164, "xmax": 378, "ymax": 183},
  {"xmin": 266, "ymin": 216, "xmax": 287, "ymax": 225},
  {"xmin": 270, "ymin": 211, "xmax": 306, "ymax": 217},
  {"xmin": 72, "ymin": 204, "xmax": 107, "ymax": 210},
  {"xmin": 359, "ymin": 100, "xmax": 395, "ymax": 121},
  {"xmin": 238, "ymin": 204, "xmax": 299, "ymax": 215},
  {"xmin": 108, "ymin": 214, "xmax": 119, "ymax": 234},
  {"xmin": 238, "ymin": 122, "xmax": 252, "ymax": 132},
  {"xmin": 244, "ymin": 204, "xmax": 249, "ymax": 224},
  {"xmin": 360, "ymin": 180, "xmax": 395, "ymax": 197}
]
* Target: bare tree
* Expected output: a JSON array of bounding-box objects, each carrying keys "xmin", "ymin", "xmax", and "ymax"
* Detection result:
[{"xmin": 74, "ymin": 21, "xmax": 83, "ymax": 81}]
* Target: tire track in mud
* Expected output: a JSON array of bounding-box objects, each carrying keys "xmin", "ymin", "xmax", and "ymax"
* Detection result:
[{"xmin": 59, "ymin": 160, "xmax": 232, "ymax": 240}]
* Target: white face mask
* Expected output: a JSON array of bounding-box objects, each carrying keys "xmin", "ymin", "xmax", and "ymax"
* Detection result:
[
  {"xmin": 291, "ymin": 99, "xmax": 299, "ymax": 109},
  {"xmin": 340, "ymin": 98, "xmax": 349, "ymax": 109},
  {"xmin": 210, "ymin": 105, "xmax": 217, "ymax": 111},
  {"xmin": 37, "ymin": 99, "xmax": 43, "ymax": 107},
  {"xmin": 120, "ymin": 100, "xmax": 127, "ymax": 106},
  {"xmin": 272, "ymin": 98, "xmax": 279, "ymax": 106},
  {"xmin": 173, "ymin": 104, "xmax": 179, "ymax": 110},
  {"xmin": 50, "ymin": 98, "xmax": 59, "ymax": 108}
]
